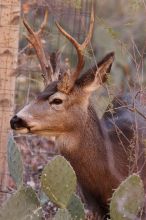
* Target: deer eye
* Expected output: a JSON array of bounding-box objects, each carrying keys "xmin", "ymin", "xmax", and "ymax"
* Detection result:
[{"xmin": 50, "ymin": 98, "xmax": 63, "ymax": 105}]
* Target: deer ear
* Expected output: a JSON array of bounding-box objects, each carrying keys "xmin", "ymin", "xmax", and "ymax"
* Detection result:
[{"xmin": 76, "ymin": 52, "xmax": 114, "ymax": 92}]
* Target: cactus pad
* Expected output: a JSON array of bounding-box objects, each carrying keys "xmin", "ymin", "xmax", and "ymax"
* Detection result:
[
  {"xmin": 53, "ymin": 208, "xmax": 72, "ymax": 220},
  {"xmin": 67, "ymin": 194, "xmax": 85, "ymax": 220},
  {"xmin": 7, "ymin": 135, "xmax": 23, "ymax": 187},
  {"xmin": 0, "ymin": 186, "xmax": 42, "ymax": 220},
  {"xmin": 41, "ymin": 155, "xmax": 77, "ymax": 208},
  {"xmin": 110, "ymin": 174, "xmax": 145, "ymax": 220}
]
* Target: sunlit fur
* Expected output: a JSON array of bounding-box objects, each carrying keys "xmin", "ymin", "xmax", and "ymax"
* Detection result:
[{"xmin": 11, "ymin": 53, "xmax": 146, "ymax": 219}]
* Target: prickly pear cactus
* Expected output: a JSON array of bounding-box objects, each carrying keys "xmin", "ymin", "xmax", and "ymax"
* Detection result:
[
  {"xmin": 7, "ymin": 135, "xmax": 23, "ymax": 187},
  {"xmin": 67, "ymin": 194, "xmax": 85, "ymax": 220},
  {"xmin": 0, "ymin": 186, "xmax": 42, "ymax": 220},
  {"xmin": 41, "ymin": 155, "xmax": 77, "ymax": 208},
  {"xmin": 39, "ymin": 191, "xmax": 48, "ymax": 205},
  {"xmin": 110, "ymin": 174, "xmax": 145, "ymax": 220},
  {"xmin": 53, "ymin": 209, "xmax": 72, "ymax": 220}
]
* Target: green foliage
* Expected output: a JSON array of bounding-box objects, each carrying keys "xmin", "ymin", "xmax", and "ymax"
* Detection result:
[
  {"xmin": 7, "ymin": 135, "xmax": 23, "ymax": 188},
  {"xmin": 64, "ymin": 0, "xmax": 81, "ymax": 9},
  {"xmin": 39, "ymin": 191, "xmax": 49, "ymax": 205},
  {"xmin": 5, "ymin": 138, "xmax": 146, "ymax": 220},
  {"xmin": 128, "ymin": 0, "xmax": 142, "ymax": 11},
  {"xmin": 53, "ymin": 209, "xmax": 72, "ymax": 220},
  {"xmin": 67, "ymin": 194, "xmax": 85, "ymax": 220},
  {"xmin": 0, "ymin": 186, "xmax": 42, "ymax": 220},
  {"xmin": 110, "ymin": 174, "xmax": 145, "ymax": 220},
  {"xmin": 41, "ymin": 155, "xmax": 77, "ymax": 208},
  {"xmin": 41, "ymin": 156, "xmax": 85, "ymax": 219},
  {"xmin": 5, "ymin": 146, "xmax": 85, "ymax": 219}
]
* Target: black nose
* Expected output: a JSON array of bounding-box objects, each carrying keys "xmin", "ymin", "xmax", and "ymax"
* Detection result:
[{"xmin": 10, "ymin": 115, "xmax": 28, "ymax": 130}]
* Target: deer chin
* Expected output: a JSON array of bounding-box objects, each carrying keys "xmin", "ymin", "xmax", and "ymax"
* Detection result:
[
  {"xmin": 15, "ymin": 127, "xmax": 30, "ymax": 134},
  {"xmin": 33, "ymin": 130, "xmax": 58, "ymax": 136},
  {"xmin": 28, "ymin": 126, "xmax": 61, "ymax": 137}
]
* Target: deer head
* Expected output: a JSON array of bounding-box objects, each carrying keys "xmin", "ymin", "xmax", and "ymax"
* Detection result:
[{"xmin": 10, "ymin": 8, "xmax": 114, "ymax": 137}]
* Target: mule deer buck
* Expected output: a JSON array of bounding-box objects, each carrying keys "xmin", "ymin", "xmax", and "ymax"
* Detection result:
[{"xmin": 10, "ymin": 7, "xmax": 146, "ymax": 219}]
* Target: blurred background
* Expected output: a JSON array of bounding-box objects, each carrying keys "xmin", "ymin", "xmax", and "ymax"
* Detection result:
[
  {"xmin": 1, "ymin": 0, "xmax": 146, "ymax": 219},
  {"xmin": 17, "ymin": 0, "xmax": 146, "ymax": 116}
]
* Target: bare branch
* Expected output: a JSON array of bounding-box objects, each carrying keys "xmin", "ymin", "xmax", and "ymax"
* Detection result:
[{"xmin": 38, "ymin": 10, "xmax": 49, "ymax": 35}]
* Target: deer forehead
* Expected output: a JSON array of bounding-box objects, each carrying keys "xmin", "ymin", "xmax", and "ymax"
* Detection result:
[{"xmin": 37, "ymin": 82, "xmax": 86, "ymax": 102}]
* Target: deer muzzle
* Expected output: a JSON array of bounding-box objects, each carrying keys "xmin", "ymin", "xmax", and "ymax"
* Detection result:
[{"xmin": 10, "ymin": 115, "xmax": 30, "ymax": 133}]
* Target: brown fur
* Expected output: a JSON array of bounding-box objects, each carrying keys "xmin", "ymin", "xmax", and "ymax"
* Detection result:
[{"xmin": 10, "ymin": 53, "xmax": 146, "ymax": 219}]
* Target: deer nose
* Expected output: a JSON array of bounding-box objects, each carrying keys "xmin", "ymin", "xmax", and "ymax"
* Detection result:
[{"xmin": 10, "ymin": 115, "xmax": 27, "ymax": 130}]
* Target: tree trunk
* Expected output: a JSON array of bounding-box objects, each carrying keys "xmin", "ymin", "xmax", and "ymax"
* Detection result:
[{"xmin": 0, "ymin": 0, "xmax": 20, "ymax": 202}]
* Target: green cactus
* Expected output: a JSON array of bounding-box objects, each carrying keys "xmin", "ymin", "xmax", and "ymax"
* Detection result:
[
  {"xmin": 7, "ymin": 135, "xmax": 23, "ymax": 188},
  {"xmin": 67, "ymin": 194, "xmax": 85, "ymax": 220},
  {"xmin": 39, "ymin": 191, "xmax": 48, "ymax": 205},
  {"xmin": 53, "ymin": 208, "xmax": 72, "ymax": 220},
  {"xmin": 0, "ymin": 186, "xmax": 42, "ymax": 220},
  {"xmin": 110, "ymin": 174, "xmax": 145, "ymax": 220},
  {"xmin": 41, "ymin": 155, "xmax": 77, "ymax": 208}
]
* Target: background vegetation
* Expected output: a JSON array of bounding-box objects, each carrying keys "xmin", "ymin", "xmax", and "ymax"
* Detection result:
[{"xmin": 1, "ymin": 0, "xmax": 146, "ymax": 219}]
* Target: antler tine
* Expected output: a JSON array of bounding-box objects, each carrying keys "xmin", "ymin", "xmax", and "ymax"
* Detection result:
[
  {"xmin": 23, "ymin": 10, "xmax": 53, "ymax": 86},
  {"xmin": 55, "ymin": 3, "xmax": 94, "ymax": 91}
]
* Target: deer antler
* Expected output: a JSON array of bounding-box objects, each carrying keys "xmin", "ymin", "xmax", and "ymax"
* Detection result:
[
  {"xmin": 56, "ymin": 3, "xmax": 94, "ymax": 93},
  {"xmin": 23, "ymin": 10, "xmax": 53, "ymax": 86}
]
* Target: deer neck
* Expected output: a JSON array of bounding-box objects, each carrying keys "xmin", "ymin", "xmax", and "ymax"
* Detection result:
[{"xmin": 56, "ymin": 105, "xmax": 120, "ymax": 202}]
